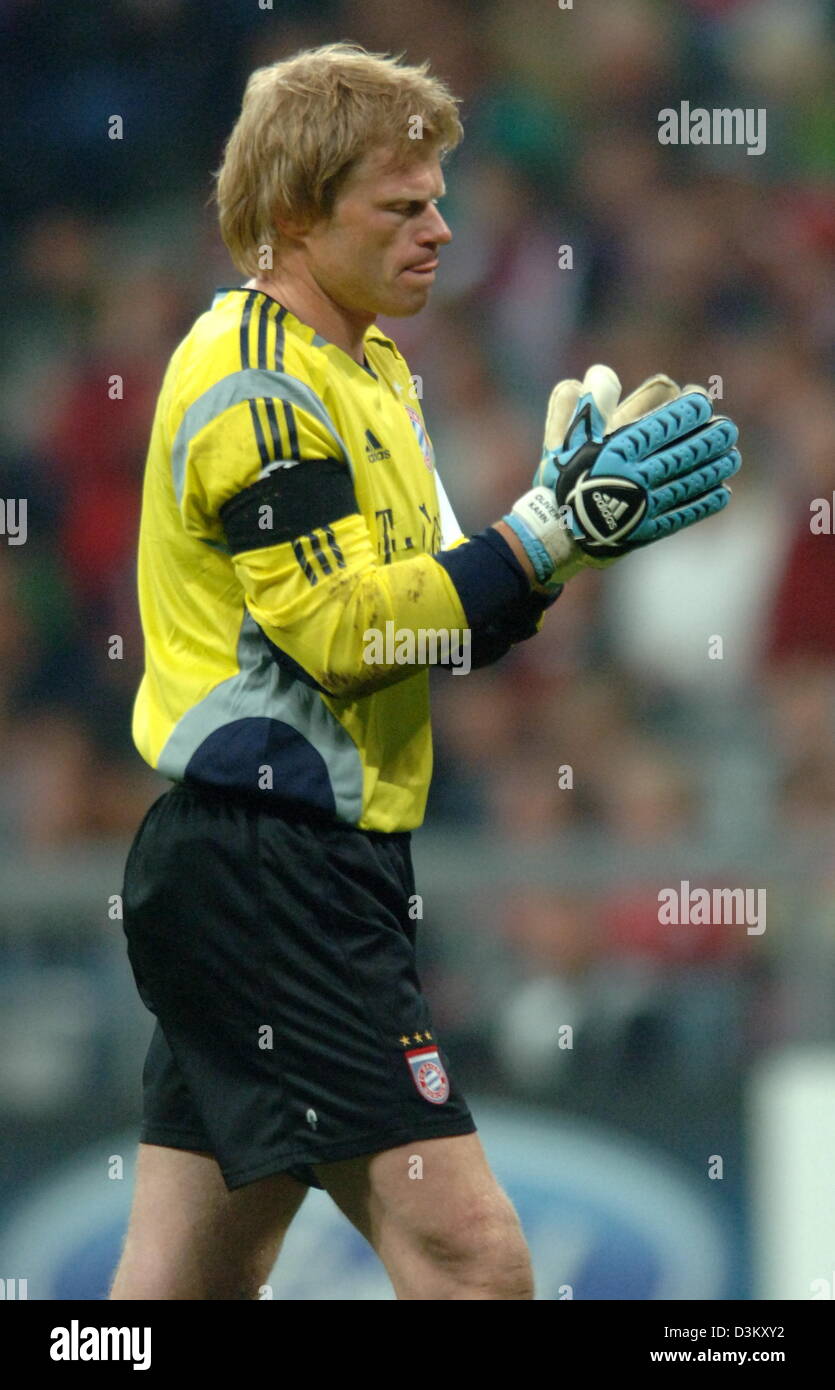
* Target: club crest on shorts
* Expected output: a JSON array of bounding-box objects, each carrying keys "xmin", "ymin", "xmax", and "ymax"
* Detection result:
[{"xmin": 405, "ymin": 1045, "xmax": 449, "ymax": 1104}]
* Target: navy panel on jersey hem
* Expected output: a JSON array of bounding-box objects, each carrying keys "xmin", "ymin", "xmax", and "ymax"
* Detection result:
[
  {"xmin": 183, "ymin": 719, "xmax": 338, "ymax": 818},
  {"xmin": 174, "ymin": 774, "xmax": 346, "ymax": 829},
  {"xmin": 219, "ymin": 1118, "xmax": 480, "ymax": 1192}
]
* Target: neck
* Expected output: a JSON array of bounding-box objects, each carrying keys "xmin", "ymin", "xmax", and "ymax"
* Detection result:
[{"xmin": 245, "ymin": 267, "xmax": 374, "ymax": 366}]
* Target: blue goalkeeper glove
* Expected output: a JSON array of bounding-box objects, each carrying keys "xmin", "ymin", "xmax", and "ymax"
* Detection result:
[{"xmin": 505, "ymin": 365, "xmax": 741, "ymax": 585}]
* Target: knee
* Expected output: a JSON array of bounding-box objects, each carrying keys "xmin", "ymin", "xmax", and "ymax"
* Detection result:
[
  {"xmin": 417, "ymin": 1194, "xmax": 534, "ymax": 1298},
  {"xmin": 110, "ymin": 1239, "xmax": 274, "ymax": 1301},
  {"xmin": 111, "ymin": 1260, "xmax": 267, "ymax": 1301}
]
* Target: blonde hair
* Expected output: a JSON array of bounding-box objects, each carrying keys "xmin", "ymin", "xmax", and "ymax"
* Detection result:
[{"xmin": 215, "ymin": 42, "xmax": 463, "ymax": 277}]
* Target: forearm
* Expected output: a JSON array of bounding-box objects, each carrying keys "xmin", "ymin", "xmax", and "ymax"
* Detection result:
[
  {"xmin": 492, "ymin": 520, "xmax": 539, "ymax": 587},
  {"xmin": 241, "ymin": 514, "xmax": 546, "ymax": 699}
]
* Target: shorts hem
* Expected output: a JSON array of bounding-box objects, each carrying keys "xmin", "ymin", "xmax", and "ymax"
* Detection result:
[
  {"xmin": 140, "ymin": 1125, "xmax": 212, "ymax": 1151},
  {"xmin": 222, "ymin": 1117, "xmax": 479, "ymax": 1191}
]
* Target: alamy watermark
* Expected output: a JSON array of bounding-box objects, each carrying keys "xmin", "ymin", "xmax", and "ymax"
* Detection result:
[
  {"xmin": 50, "ymin": 1322, "xmax": 151, "ymax": 1370},
  {"xmin": 0, "ymin": 498, "xmax": 27, "ymax": 544},
  {"xmin": 362, "ymin": 621, "xmax": 471, "ymax": 675},
  {"xmin": 658, "ymin": 101, "xmax": 766, "ymax": 156},
  {"xmin": 658, "ymin": 880, "xmax": 766, "ymax": 935},
  {"xmin": 810, "ymin": 493, "xmax": 835, "ymax": 533}
]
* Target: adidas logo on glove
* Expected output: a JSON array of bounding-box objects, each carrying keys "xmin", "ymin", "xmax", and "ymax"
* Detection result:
[
  {"xmin": 593, "ymin": 491, "xmax": 629, "ymax": 529},
  {"xmin": 564, "ymin": 476, "xmax": 647, "ymax": 546},
  {"xmin": 505, "ymin": 364, "xmax": 741, "ymax": 584}
]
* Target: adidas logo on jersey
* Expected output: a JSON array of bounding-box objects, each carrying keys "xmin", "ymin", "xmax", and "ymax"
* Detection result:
[
  {"xmin": 592, "ymin": 490, "xmax": 629, "ymax": 531},
  {"xmin": 365, "ymin": 429, "xmax": 391, "ymax": 463}
]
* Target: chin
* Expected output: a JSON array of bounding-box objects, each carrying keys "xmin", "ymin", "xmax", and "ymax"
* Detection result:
[{"xmin": 378, "ymin": 290, "xmax": 431, "ymax": 318}]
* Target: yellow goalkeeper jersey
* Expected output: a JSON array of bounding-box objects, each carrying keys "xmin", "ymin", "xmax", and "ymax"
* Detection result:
[{"xmin": 132, "ymin": 286, "xmax": 472, "ymax": 832}]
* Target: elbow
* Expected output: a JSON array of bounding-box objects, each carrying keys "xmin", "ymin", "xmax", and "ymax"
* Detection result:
[
  {"xmin": 315, "ymin": 662, "xmax": 413, "ymax": 699},
  {"xmin": 259, "ymin": 622, "xmax": 389, "ymax": 699}
]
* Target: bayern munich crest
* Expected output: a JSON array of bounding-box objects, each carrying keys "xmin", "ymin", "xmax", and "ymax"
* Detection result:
[
  {"xmin": 405, "ymin": 1045, "xmax": 450, "ymax": 1104},
  {"xmin": 404, "ymin": 404, "xmax": 434, "ymax": 471}
]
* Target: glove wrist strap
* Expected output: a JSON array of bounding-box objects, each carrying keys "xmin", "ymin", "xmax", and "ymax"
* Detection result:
[{"xmin": 505, "ymin": 487, "xmax": 578, "ymax": 582}]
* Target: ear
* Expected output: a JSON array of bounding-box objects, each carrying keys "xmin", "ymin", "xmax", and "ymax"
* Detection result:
[{"xmin": 272, "ymin": 210, "xmax": 314, "ymax": 242}]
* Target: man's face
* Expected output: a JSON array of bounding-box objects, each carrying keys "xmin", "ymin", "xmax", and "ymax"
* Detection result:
[{"xmin": 298, "ymin": 145, "xmax": 453, "ymax": 318}]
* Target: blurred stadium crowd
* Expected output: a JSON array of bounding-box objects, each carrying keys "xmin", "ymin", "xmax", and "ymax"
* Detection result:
[{"xmin": 0, "ymin": 0, "xmax": 833, "ymax": 1254}]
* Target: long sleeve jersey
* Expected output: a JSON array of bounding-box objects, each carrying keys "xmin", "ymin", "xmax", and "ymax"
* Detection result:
[{"xmin": 132, "ymin": 287, "xmax": 556, "ymax": 831}]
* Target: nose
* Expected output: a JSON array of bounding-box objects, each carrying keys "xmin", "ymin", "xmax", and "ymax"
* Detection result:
[{"xmin": 421, "ymin": 204, "xmax": 452, "ymax": 248}]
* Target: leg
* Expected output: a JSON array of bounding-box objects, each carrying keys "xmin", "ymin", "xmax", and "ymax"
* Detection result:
[
  {"xmin": 314, "ymin": 1131, "xmax": 534, "ymax": 1300},
  {"xmin": 109, "ymin": 1143, "xmax": 308, "ymax": 1300}
]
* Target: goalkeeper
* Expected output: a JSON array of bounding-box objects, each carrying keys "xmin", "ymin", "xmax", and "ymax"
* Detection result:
[{"xmin": 112, "ymin": 42, "xmax": 740, "ymax": 1303}]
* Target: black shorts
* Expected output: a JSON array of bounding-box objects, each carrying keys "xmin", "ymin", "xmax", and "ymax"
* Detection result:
[{"xmin": 121, "ymin": 781, "xmax": 476, "ymax": 1191}]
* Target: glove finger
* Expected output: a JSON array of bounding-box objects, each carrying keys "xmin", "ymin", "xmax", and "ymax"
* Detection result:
[
  {"xmin": 603, "ymin": 391, "xmax": 717, "ymax": 467},
  {"xmin": 581, "ymin": 364, "xmax": 622, "ymax": 431},
  {"xmin": 632, "ymin": 484, "xmax": 732, "ymax": 546},
  {"xmin": 640, "ymin": 418, "xmax": 739, "ymax": 488},
  {"xmin": 608, "ymin": 374, "xmax": 681, "ymax": 432},
  {"xmin": 647, "ymin": 448, "xmax": 742, "ymax": 516},
  {"xmin": 543, "ymin": 379, "xmax": 583, "ymax": 451}
]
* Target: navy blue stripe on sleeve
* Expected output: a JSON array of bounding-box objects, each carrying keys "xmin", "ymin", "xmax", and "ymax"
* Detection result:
[
  {"xmin": 248, "ymin": 399, "xmax": 270, "ymax": 470},
  {"xmin": 434, "ymin": 526, "xmax": 532, "ymax": 628},
  {"xmin": 283, "ymin": 400, "xmax": 299, "ymax": 455}
]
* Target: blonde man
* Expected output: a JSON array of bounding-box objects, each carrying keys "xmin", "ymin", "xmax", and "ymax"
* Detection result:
[{"xmin": 111, "ymin": 42, "xmax": 739, "ymax": 1301}]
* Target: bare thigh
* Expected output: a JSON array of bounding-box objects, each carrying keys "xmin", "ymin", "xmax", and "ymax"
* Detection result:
[
  {"xmin": 109, "ymin": 1143, "xmax": 308, "ymax": 1300},
  {"xmin": 313, "ymin": 1131, "xmax": 534, "ymax": 1300}
]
